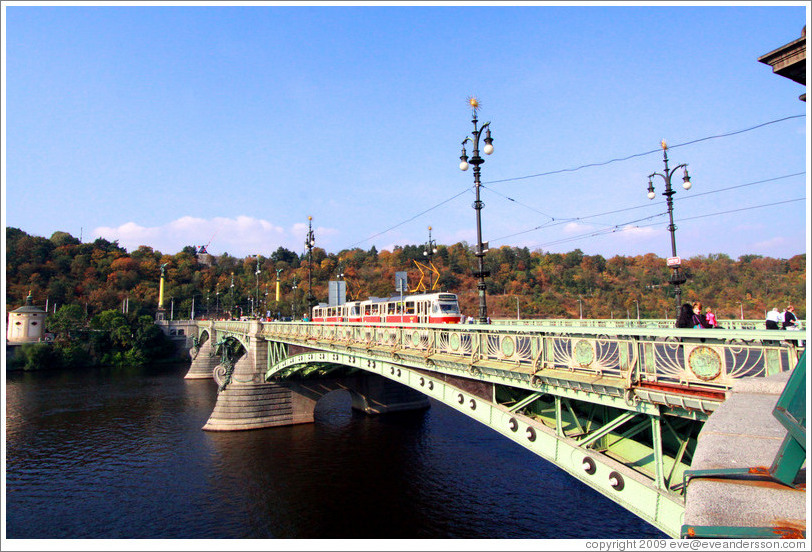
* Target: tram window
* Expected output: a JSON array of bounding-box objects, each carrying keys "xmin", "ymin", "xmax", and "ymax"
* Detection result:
[
  {"xmin": 387, "ymin": 303, "xmax": 396, "ymax": 314},
  {"xmin": 440, "ymin": 303, "xmax": 460, "ymax": 314},
  {"xmin": 405, "ymin": 302, "xmax": 415, "ymax": 314},
  {"xmin": 439, "ymin": 303, "xmax": 459, "ymax": 314}
]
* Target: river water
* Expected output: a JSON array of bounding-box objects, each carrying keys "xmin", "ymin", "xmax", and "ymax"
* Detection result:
[{"xmin": 5, "ymin": 362, "xmax": 665, "ymax": 540}]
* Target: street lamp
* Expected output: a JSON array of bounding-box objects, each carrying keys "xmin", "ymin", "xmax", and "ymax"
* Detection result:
[
  {"xmin": 633, "ymin": 299, "xmax": 640, "ymax": 320},
  {"xmin": 305, "ymin": 216, "xmax": 316, "ymax": 318},
  {"xmin": 423, "ymin": 226, "xmax": 438, "ymax": 289},
  {"xmin": 647, "ymin": 140, "xmax": 692, "ymax": 309},
  {"xmin": 229, "ymin": 272, "xmax": 235, "ymax": 318},
  {"xmin": 254, "ymin": 256, "xmax": 261, "ymax": 318},
  {"xmin": 291, "ymin": 276, "xmax": 298, "ymax": 320},
  {"xmin": 737, "ymin": 301, "xmax": 744, "ymax": 320},
  {"xmin": 577, "ymin": 297, "xmax": 583, "ymax": 320},
  {"xmin": 459, "ymin": 96, "xmax": 494, "ymax": 324}
]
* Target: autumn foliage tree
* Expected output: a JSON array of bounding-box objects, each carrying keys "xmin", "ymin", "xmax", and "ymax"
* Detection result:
[{"xmin": 5, "ymin": 227, "xmax": 806, "ymax": 325}]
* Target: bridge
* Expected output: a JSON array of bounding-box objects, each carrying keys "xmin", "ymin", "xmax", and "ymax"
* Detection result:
[{"xmin": 176, "ymin": 318, "xmax": 806, "ymax": 539}]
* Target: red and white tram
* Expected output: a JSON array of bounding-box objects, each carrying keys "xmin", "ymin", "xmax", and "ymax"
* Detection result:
[{"xmin": 312, "ymin": 292, "xmax": 461, "ymax": 324}]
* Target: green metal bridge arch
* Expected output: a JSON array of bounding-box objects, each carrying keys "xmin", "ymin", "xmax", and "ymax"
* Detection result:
[
  {"xmin": 189, "ymin": 319, "xmax": 805, "ymax": 539},
  {"xmin": 266, "ymin": 346, "xmax": 685, "ymax": 537}
]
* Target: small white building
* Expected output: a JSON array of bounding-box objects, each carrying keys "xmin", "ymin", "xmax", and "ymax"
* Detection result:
[{"xmin": 7, "ymin": 292, "xmax": 47, "ymax": 344}]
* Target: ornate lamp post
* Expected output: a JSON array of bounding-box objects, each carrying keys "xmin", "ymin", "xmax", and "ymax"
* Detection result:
[
  {"xmin": 577, "ymin": 297, "xmax": 583, "ymax": 320},
  {"xmin": 254, "ymin": 256, "xmax": 261, "ymax": 318},
  {"xmin": 647, "ymin": 140, "xmax": 692, "ymax": 309},
  {"xmin": 305, "ymin": 216, "xmax": 316, "ymax": 318},
  {"xmin": 459, "ymin": 97, "xmax": 494, "ymax": 323},
  {"xmin": 634, "ymin": 299, "xmax": 640, "ymax": 320},
  {"xmin": 423, "ymin": 226, "xmax": 438, "ymax": 263},
  {"xmin": 229, "ymin": 272, "xmax": 235, "ymax": 319},
  {"xmin": 291, "ymin": 276, "xmax": 298, "ymax": 320},
  {"xmin": 422, "ymin": 226, "xmax": 438, "ymax": 289}
]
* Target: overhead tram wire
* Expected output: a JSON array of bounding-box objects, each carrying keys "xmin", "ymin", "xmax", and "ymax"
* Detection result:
[
  {"xmin": 525, "ymin": 197, "xmax": 805, "ymax": 250},
  {"xmin": 489, "ymin": 171, "xmax": 806, "ymax": 245},
  {"xmin": 482, "ymin": 114, "xmax": 805, "ymax": 187},
  {"xmin": 340, "ymin": 115, "xmax": 805, "ymax": 250},
  {"xmin": 671, "ymin": 172, "xmax": 806, "ymax": 202},
  {"xmin": 344, "ymin": 186, "xmax": 472, "ymax": 249}
]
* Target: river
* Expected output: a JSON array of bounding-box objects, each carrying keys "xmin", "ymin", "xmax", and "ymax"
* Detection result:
[{"xmin": 5, "ymin": 362, "xmax": 666, "ymax": 540}]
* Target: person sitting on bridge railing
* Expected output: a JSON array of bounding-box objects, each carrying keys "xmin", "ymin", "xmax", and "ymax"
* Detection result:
[
  {"xmin": 691, "ymin": 302, "xmax": 712, "ymax": 329},
  {"xmin": 782, "ymin": 305, "xmax": 798, "ymax": 330},
  {"xmin": 766, "ymin": 307, "xmax": 782, "ymax": 330}
]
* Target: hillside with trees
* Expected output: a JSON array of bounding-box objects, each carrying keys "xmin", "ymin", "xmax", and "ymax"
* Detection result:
[{"xmin": 5, "ymin": 227, "xmax": 806, "ymax": 325}]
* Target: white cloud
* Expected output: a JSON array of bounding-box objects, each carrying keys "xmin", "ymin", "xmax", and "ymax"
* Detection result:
[
  {"xmin": 752, "ymin": 236, "xmax": 786, "ymax": 251},
  {"xmin": 93, "ymin": 216, "xmax": 337, "ymax": 257},
  {"xmin": 615, "ymin": 225, "xmax": 658, "ymax": 238},
  {"xmin": 562, "ymin": 221, "xmax": 589, "ymax": 233}
]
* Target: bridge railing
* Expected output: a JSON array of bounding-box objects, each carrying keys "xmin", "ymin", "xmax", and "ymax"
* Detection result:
[
  {"xmin": 492, "ymin": 318, "xmax": 804, "ymax": 331},
  {"xmin": 236, "ymin": 320, "xmax": 804, "ymax": 395}
]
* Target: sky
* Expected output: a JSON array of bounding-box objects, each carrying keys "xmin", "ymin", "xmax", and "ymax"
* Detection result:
[{"xmin": 2, "ymin": 1, "xmax": 810, "ymax": 262}]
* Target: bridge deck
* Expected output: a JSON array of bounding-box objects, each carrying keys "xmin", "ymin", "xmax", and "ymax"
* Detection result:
[
  {"xmin": 683, "ymin": 370, "xmax": 806, "ymax": 537},
  {"xmin": 192, "ymin": 319, "xmax": 806, "ymax": 538}
]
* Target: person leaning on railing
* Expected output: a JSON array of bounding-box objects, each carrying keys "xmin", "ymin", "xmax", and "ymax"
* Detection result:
[
  {"xmin": 782, "ymin": 305, "xmax": 802, "ymax": 348},
  {"xmin": 676, "ymin": 304, "xmax": 693, "ymax": 328}
]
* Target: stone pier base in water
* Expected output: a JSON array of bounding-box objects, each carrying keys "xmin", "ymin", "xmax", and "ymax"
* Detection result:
[
  {"xmin": 184, "ymin": 338, "xmax": 219, "ymax": 379},
  {"xmin": 201, "ymin": 319, "xmax": 430, "ymax": 431},
  {"xmin": 202, "ymin": 375, "xmax": 430, "ymax": 431}
]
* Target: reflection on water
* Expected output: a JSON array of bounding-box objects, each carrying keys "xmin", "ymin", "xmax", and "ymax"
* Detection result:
[{"xmin": 5, "ymin": 363, "xmax": 665, "ymax": 539}]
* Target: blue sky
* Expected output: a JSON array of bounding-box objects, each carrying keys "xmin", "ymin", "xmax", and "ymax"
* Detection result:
[{"xmin": 3, "ymin": 2, "xmax": 809, "ymax": 261}]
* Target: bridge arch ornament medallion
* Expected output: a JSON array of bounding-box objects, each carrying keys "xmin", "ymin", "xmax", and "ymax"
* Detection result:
[{"xmin": 687, "ymin": 345, "xmax": 723, "ymax": 381}]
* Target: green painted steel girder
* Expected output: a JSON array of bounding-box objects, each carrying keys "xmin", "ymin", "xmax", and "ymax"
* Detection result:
[
  {"xmin": 205, "ymin": 320, "xmax": 804, "ymax": 538},
  {"xmin": 268, "ymin": 348, "xmax": 686, "ymax": 537}
]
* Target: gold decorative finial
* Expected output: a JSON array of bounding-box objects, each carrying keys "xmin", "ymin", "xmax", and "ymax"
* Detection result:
[
  {"xmin": 428, "ymin": 225, "xmax": 432, "ymax": 231},
  {"xmin": 661, "ymin": 139, "xmax": 668, "ymax": 151},
  {"xmin": 467, "ymin": 96, "xmax": 481, "ymax": 112},
  {"xmin": 308, "ymin": 216, "xmax": 312, "ymax": 221}
]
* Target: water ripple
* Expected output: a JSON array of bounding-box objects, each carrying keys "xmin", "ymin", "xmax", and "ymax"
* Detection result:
[{"xmin": 6, "ymin": 364, "xmax": 665, "ymax": 539}]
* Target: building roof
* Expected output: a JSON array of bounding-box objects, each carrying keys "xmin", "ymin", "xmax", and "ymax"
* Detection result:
[
  {"xmin": 11, "ymin": 293, "xmax": 46, "ymax": 314},
  {"xmin": 758, "ymin": 27, "xmax": 806, "ymax": 101}
]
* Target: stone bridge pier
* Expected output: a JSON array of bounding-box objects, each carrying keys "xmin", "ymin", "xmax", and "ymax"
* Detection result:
[
  {"xmin": 202, "ymin": 321, "xmax": 429, "ymax": 431},
  {"xmin": 185, "ymin": 323, "xmax": 219, "ymax": 379}
]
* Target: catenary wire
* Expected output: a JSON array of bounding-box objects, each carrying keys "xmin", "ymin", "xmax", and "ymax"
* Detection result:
[
  {"xmin": 488, "ymin": 172, "xmax": 806, "ymax": 244},
  {"xmin": 525, "ymin": 198, "xmax": 805, "ymax": 250},
  {"xmin": 483, "ymin": 114, "xmax": 805, "ymax": 186},
  {"xmin": 341, "ymin": 114, "xmax": 805, "ymax": 250}
]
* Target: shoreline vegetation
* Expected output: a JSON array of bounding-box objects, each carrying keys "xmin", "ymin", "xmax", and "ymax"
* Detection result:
[
  {"xmin": 6, "ymin": 226, "xmax": 806, "ymax": 371},
  {"xmin": 7, "ymin": 308, "xmax": 179, "ymax": 372}
]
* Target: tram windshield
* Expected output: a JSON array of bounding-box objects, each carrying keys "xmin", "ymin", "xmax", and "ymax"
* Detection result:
[{"xmin": 437, "ymin": 302, "xmax": 460, "ymax": 314}]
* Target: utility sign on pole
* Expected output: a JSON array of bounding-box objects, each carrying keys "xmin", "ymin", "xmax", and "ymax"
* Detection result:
[
  {"xmin": 395, "ymin": 272, "xmax": 408, "ymax": 293},
  {"xmin": 667, "ymin": 256, "xmax": 682, "ymax": 268},
  {"xmin": 328, "ymin": 281, "xmax": 346, "ymax": 306}
]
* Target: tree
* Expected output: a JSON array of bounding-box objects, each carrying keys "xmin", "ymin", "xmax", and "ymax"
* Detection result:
[
  {"xmin": 49, "ymin": 231, "xmax": 81, "ymax": 248},
  {"xmin": 271, "ymin": 246, "xmax": 298, "ymax": 265},
  {"xmin": 48, "ymin": 304, "xmax": 87, "ymax": 341}
]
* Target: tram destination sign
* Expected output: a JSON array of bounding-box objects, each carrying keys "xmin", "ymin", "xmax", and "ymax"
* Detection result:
[{"xmin": 667, "ymin": 256, "xmax": 682, "ymax": 267}]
